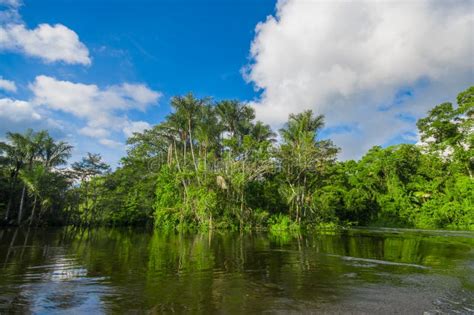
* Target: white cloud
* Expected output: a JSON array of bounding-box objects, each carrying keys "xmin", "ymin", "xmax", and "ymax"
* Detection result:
[
  {"xmin": 0, "ymin": 23, "xmax": 91, "ymax": 65},
  {"xmin": 0, "ymin": 77, "xmax": 16, "ymax": 92},
  {"xmin": 0, "ymin": 0, "xmax": 90, "ymax": 65},
  {"xmin": 99, "ymin": 138, "xmax": 122, "ymax": 148},
  {"xmin": 30, "ymin": 75, "xmax": 160, "ymax": 144},
  {"xmin": 245, "ymin": 0, "xmax": 474, "ymax": 159},
  {"xmin": 79, "ymin": 126, "xmax": 110, "ymax": 139},
  {"xmin": 0, "ymin": 97, "xmax": 40, "ymax": 121},
  {"xmin": 116, "ymin": 83, "xmax": 162, "ymax": 105},
  {"xmin": 123, "ymin": 120, "xmax": 151, "ymax": 137}
]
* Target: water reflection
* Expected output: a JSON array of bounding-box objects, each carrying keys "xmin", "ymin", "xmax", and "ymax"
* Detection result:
[{"xmin": 0, "ymin": 227, "xmax": 473, "ymax": 313}]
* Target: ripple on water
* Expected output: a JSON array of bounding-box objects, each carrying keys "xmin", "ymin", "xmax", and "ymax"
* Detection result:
[
  {"xmin": 1, "ymin": 254, "xmax": 113, "ymax": 314},
  {"xmin": 1, "ymin": 227, "xmax": 473, "ymax": 314},
  {"xmin": 427, "ymin": 289, "xmax": 474, "ymax": 314}
]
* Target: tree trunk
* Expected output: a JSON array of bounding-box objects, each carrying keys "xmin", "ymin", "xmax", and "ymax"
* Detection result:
[
  {"xmin": 167, "ymin": 144, "xmax": 173, "ymax": 165},
  {"xmin": 240, "ymin": 157, "xmax": 245, "ymax": 230},
  {"xmin": 173, "ymin": 140, "xmax": 188, "ymax": 219},
  {"xmin": 466, "ymin": 162, "xmax": 473, "ymax": 179},
  {"xmin": 4, "ymin": 172, "xmax": 18, "ymax": 221},
  {"xmin": 188, "ymin": 119, "xmax": 199, "ymax": 176},
  {"xmin": 17, "ymin": 185, "xmax": 26, "ymax": 225},
  {"xmin": 29, "ymin": 195, "xmax": 37, "ymax": 226},
  {"xmin": 5, "ymin": 197, "xmax": 12, "ymax": 221},
  {"xmin": 37, "ymin": 205, "xmax": 47, "ymax": 227},
  {"xmin": 183, "ymin": 132, "xmax": 187, "ymax": 164}
]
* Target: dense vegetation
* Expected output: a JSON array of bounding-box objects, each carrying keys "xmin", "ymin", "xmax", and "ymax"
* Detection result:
[{"xmin": 0, "ymin": 87, "xmax": 472, "ymax": 230}]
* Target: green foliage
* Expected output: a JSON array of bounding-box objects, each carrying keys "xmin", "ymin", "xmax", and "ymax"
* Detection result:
[
  {"xmin": 277, "ymin": 110, "xmax": 339, "ymax": 223},
  {"xmin": 0, "ymin": 87, "xmax": 472, "ymax": 231},
  {"xmin": 0, "ymin": 129, "xmax": 73, "ymax": 225},
  {"xmin": 154, "ymin": 165, "xmax": 182, "ymax": 229},
  {"xmin": 268, "ymin": 214, "xmax": 300, "ymax": 233}
]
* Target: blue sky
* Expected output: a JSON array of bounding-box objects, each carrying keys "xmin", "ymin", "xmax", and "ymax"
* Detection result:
[
  {"xmin": 16, "ymin": 0, "xmax": 273, "ymax": 99},
  {"xmin": 0, "ymin": 0, "xmax": 275, "ymax": 164},
  {"xmin": 0, "ymin": 0, "xmax": 472, "ymax": 165}
]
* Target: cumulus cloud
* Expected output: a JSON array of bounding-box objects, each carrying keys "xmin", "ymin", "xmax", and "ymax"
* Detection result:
[
  {"xmin": 245, "ymin": 0, "xmax": 474, "ymax": 159},
  {"xmin": 0, "ymin": 77, "xmax": 16, "ymax": 92},
  {"xmin": 0, "ymin": 23, "xmax": 91, "ymax": 65},
  {"xmin": 0, "ymin": 0, "xmax": 90, "ymax": 65},
  {"xmin": 30, "ymin": 75, "xmax": 161, "ymax": 144},
  {"xmin": 79, "ymin": 126, "xmax": 110, "ymax": 139},
  {"xmin": 123, "ymin": 120, "xmax": 151, "ymax": 137},
  {"xmin": 0, "ymin": 97, "xmax": 40, "ymax": 121},
  {"xmin": 99, "ymin": 138, "xmax": 123, "ymax": 148}
]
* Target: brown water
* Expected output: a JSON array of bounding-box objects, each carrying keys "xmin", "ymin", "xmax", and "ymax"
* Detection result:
[{"xmin": 0, "ymin": 227, "xmax": 473, "ymax": 314}]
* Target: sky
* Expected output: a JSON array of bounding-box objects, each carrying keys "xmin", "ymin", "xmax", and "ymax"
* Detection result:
[{"xmin": 0, "ymin": 0, "xmax": 473, "ymax": 166}]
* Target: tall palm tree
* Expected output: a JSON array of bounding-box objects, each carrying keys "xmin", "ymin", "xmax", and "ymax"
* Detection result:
[
  {"xmin": 169, "ymin": 93, "xmax": 208, "ymax": 173},
  {"xmin": 0, "ymin": 133, "xmax": 27, "ymax": 221},
  {"xmin": 251, "ymin": 121, "xmax": 277, "ymax": 143},
  {"xmin": 195, "ymin": 105, "xmax": 220, "ymax": 171},
  {"xmin": 278, "ymin": 110, "xmax": 336, "ymax": 222},
  {"xmin": 17, "ymin": 130, "xmax": 48, "ymax": 225},
  {"xmin": 18, "ymin": 164, "xmax": 46, "ymax": 226},
  {"xmin": 41, "ymin": 136, "xmax": 73, "ymax": 169},
  {"xmin": 215, "ymin": 100, "xmax": 255, "ymax": 153},
  {"xmin": 1, "ymin": 131, "xmax": 36, "ymax": 222},
  {"xmin": 1, "ymin": 130, "xmax": 72, "ymax": 223},
  {"xmin": 280, "ymin": 110, "xmax": 325, "ymax": 144}
]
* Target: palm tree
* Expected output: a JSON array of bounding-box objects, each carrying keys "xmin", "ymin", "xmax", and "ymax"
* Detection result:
[
  {"xmin": 195, "ymin": 105, "xmax": 220, "ymax": 172},
  {"xmin": 1, "ymin": 130, "xmax": 73, "ymax": 224},
  {"xmin": 251, "ymin": 121, "xmax": 277, "ymax": 143},
  {"xmin": 280, "ymin": 110, "xmax": 325, "ymax": 144},
  {"xmin": 278, "ymin": 110, "xmax": 337, "ymax": 222},
  {"xmin": 0, "ymin": 133, "xmax": 27, "ymax": 221},
  {"xmin": 18, "ymin": 164, "xmax": 46, "ymax": 226},
  {"xmin": 169, "ymin": 93, "xmax": 208, "ymax": 174},
  {"xmin": 216, "ymin": 100, "xmax": 255, "ymax": 139},
  {"xmin": 17, "ymin": 130, "xmax": 48, "ymax": 225},
  {"xmin": 215, "ymin": 100, "xmax": 256, "ymax": 159},
  {"xmin": 41, "ymin": 136, "xmax": 73, "ymax": 169}
]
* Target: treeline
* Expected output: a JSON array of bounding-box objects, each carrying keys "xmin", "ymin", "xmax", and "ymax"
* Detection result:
[{"xmin": 0, "ymin": 87, "xmax": 472, "ymax": 230}]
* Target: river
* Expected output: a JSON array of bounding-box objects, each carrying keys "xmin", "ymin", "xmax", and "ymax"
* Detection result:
[{"xmin": 0, "ymin": 227, "xmax": 473, "ymax": 314}]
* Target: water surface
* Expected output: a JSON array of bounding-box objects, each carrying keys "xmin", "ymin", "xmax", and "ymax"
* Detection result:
[{"xmin": 0, "ymin": 227, "xmax": 473, "ymax": 314}]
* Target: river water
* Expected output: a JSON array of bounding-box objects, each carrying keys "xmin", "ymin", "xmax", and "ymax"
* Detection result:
[{"xmin": 0, "ymin": 227, "xmax": 473, "ymax": 314}]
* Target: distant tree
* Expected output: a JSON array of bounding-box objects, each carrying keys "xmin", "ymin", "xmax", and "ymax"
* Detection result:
[{"xmin": 72, "ymin": 153, "xmax": 110, "ymax": 224}]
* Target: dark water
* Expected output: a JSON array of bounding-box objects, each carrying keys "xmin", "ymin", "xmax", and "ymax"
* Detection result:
[{"xmin": 0, "ymin": 227, "xmax": 473, "ymax": 314}]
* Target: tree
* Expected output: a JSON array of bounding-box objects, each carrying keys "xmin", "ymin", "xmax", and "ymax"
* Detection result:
[
  {"xmin": 0, "ymin": 129, "xmax": 73, "ymax": 225},
  {"xmin": 18, "ymin": 164, "xmax": 47, "ymax": 226},
  {"xmin": 277, "ymin": 110, "xmax": 338, "ymax": 223},
  {"xmin": 0, "ymin": 132, "xmax": 27, "ymax": 221},
  {"xmin": 1, "ymin": 88, "xmax": 470, "ymax": 230},
  {"xmin": 417, "ymin": 86, "xmax": 474, "ymax": 178},
  {"xmin": 41, "ymin": 137, "xmax": 73, "ymax": 169},
  {"xmin": 72, "ymin": 153, "xmax": 110, "ymax": 224}
]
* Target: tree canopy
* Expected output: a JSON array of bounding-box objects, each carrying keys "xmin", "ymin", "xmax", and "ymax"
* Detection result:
[{"xmin": 1, "ymin": 87, "xmax": 472, "ymax": 230}]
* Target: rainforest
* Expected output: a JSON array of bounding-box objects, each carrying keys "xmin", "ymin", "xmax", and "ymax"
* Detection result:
[{"xmin": 1, "ymin": 86, "xmax": 472, "ymax": 232}]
